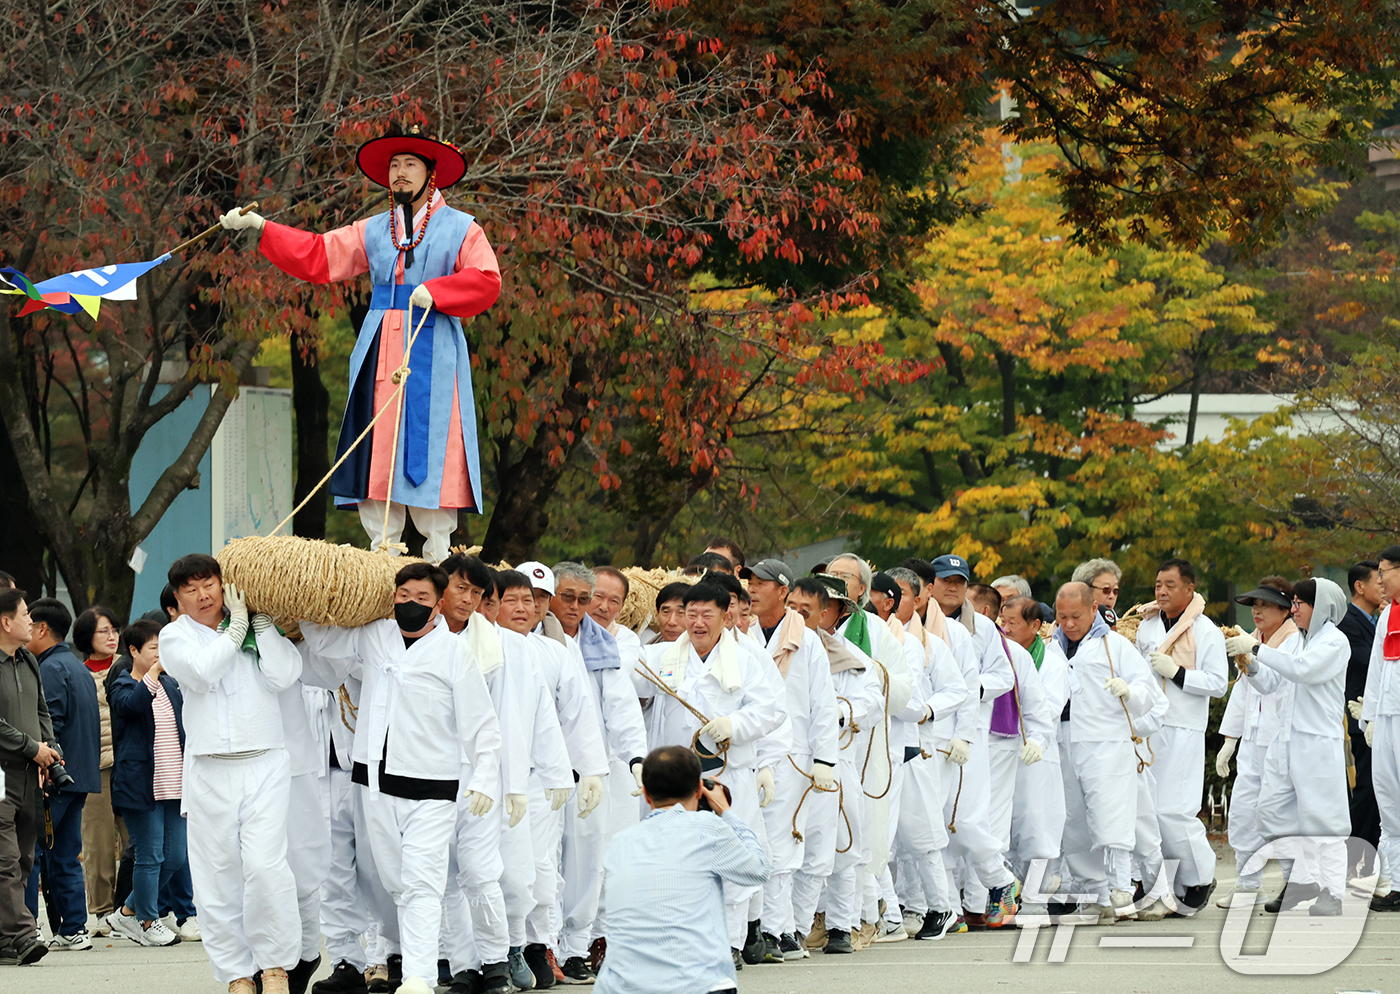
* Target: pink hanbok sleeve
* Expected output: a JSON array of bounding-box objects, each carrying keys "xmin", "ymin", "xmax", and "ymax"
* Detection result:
[{"xmin": 258, "ymin": 219, "xmax": 371, "ymax": 283}]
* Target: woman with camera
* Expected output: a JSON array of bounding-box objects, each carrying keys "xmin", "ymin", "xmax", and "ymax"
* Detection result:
[{"xmin": 103, "ymin": 619, "xmax": 186, "ymax": 947}]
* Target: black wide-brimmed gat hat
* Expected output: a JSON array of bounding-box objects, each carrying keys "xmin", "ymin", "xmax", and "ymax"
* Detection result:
[{"xmin": 356, "ymin": 122, "xmax": 467, "ymax": 190}]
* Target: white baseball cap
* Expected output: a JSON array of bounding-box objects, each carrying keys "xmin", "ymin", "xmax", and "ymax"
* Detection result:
[{"xmin": 516, "ymin": 561, "xmax": 556, "ymax": 595}]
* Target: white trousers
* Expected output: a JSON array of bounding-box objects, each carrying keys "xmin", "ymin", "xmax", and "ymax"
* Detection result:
[
  {"xmin": 1010, "ymin": 753, "xmax": 1064, "ymax": 873},
  {"xmin": 1373, "ymin": 716, "xmax": 1400, "ymax": 887},
  {"xmin": 762, "ymin": 755, "xmax": 812, "ymax": 936},
  {"xmin": 357, "ymin": 499, "xmax": 457, "ymax": 564},
  {"xmin": 825, "ymin": 759, "xmax": 869, "ymax": 931},
  {"xmin": 1060, "ymin": 736, "xmax": 1136, "ymax": 903},
  {"xmin": 1131, "ymin": 766, "xmax": 1165, "ymax": 896},
  {"xmin": 713, "ymin": 765, "xmax": 765, "ymax": 948},
  {"xmin": 526, "ymin": 776, "xmax": 564, "ymax": 946},
  {"xmin": 1226, "ymin": 738, "xmax": 1266, "ymax": 889},
  {"xmin": 898, "ymin": 756, "xmax": 952, "ymax": 913},
  {"xmin": 353, "ymin": 785, "xmax": 401, "ymax": 952},
  {"xmin": 322, "ymin": 768, "xmax": 370, "ymax": 971},
  {"xmin": 443, "ymin": 794, "xmax": 509, "ymax": 969},
  {"xmin": 943, "ymin": 733, "xmax": 1014, "ymax": 908},
  {"xmin": 791, "ymin": 785, "xmax": 839, "ymax": 935},
  {"xmin": 1151, "ymin": 725, "xmax": 1215, "ymax": 889},
  {"xmin": 361, "ymin": 792, "xmax": 457, "ymax": 985},
  {"xmin": 558, "ymin": 775, "xmax": 608, "ymax": 959},
  {"xmin": 499, "ymin": 804, "xmax": 535, "ymax": 948},
  {"xmin": 286, "ymin": 772, "xmax": 332, "ymax": 963},
  {"xmin": 185, "ymin": 750, "xmax": 300, "ymax": 983}
]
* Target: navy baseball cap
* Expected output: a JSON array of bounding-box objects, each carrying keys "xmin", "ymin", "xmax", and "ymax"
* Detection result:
[{"xmin": 930, "ymin": 554, "xmax": 971, "ymax": 580}]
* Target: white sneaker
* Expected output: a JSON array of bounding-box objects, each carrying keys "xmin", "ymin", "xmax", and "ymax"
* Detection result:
[
  {"xmin": 1216, "ymin": 888, "xmax": 1258, "ymax": 909},
  {"xmin": 48, "ymin": 930, "xmax": 93, "ymax": 951},
  {"xmin": 1137, "ymin": 898, "xmax": 1172, "ymax": 921},
  {"xmin": 872, "ymin": 920, "xmax": 908, "ymax": 943},
  {"xmin": 138, "ymin": 918, "xmax": 181, "ymax": 947},
  {"xmin": 88, "ymin": 917, "xmax": 111, "ymax": 937},
  {"xmin": 1071, "ymin": 903, "xmax": 1116, "ymax": 925},
  {"xmin": 164, "ymin": 913, "xmax": 202, "ymax": 941},
  {"xmin": 1377, "ymin": 877, "xmax": 1393, "ymax": 898},
  {"xmin": 1110, "ymin": 890, "xmax": 1138, "ymax": 920},
  {"xmin": 105, "ymin": 910, "xmax": 146, "ymax": 944},
  {"xmin": 901, "ymin": 910, "xmax": 924, "ymax": 934}
]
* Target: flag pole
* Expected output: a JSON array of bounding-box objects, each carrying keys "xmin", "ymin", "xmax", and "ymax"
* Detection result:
[{"xmin": 164, "ymin": 202, "xmax": 260, "ymax": 259}]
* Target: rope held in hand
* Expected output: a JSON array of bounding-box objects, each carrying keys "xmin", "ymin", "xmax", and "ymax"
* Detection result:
[
  {"xmin": 787, "ymin": 755, "xmax": 852, "ymax": 854},
  {"xmin": 633, "ymin": 656, "xmax": 729, "ymax": 774},
  {"xmin": 1105, "ymin": 638, "xmax": 1155, "ymax": 773}
]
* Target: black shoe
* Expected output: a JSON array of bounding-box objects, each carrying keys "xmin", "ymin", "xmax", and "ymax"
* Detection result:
[
  {"xmin": 779, "ymin": 932, "xmax": 806, "ymax": 961},
  {"xmin": 1169, "ymin": 880, "xmax": 1217, "ymax": 917},
  {"xmin": 914, "ymin": 910, "xmax": 955, "ymax": 940},
  {"xmin": 760, "ymin": 932, "xmax": 782, "ymax": 964},
  {"xmin": 523, "ymin": 944, "xmax": 556, "ymax": 990},
  {"xmin": 1309, "ymin": 891, "xmax": 1344, "ymax": 916},
  {"xmin": 312, "ymin": 961, "xmax": 369, "ymax": 994},
  {"xmin": 439, "ymin": 958, "xmax": 454, "ymax": 986},
  {"xmin": 741, "ymin": 923, "xmax": 767, "ymax": 965},
  {"xmin": 481, "ymin": 960, "xmax": 511, "ymax": 994},
  {"xmin": 731, "ymin": 948, "xmax": 743, "ymax": 971},
  {"xmin": 1372, "ymin": 890, "xmax": 1400, "ymax": 912},
  {"xmin": 367, "ymin": 967, "xmax": 390, "ymax": 993},
  {"xmin": 448, "ymin": 970, "xmax": 483, "ymax": 994},
  {"xmin": 1265, "ymin": 880, "xmax": 1321, "ymax": 913},
  {"xmin": 288, "ymin": 954, "xmax": 322, "ymax": 994},
  {"xmin": 16, "ymin": 936, "xmax": 48, "ymax": 966},
  {"xmin": 559, "ymin": 956, "xmax": 594, "ymax": 985},
  {"xmin": 824, "ymin": 928, "xmax": 853, "ymax": 954},
  {"xmin": 386, "ymin": 953, "xmax": 402, "ymax": 992}
]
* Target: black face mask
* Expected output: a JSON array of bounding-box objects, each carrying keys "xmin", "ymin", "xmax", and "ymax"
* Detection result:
[{"xmin": 395, "ymin": 600, "xmax": 435, "ymax": 633}]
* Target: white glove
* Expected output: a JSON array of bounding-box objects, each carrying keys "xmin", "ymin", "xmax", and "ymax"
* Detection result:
[
  {"xmin": 549, "ymin": 787, "xmax": 572, "ymax": 811},
  {"xmin": 1216, "ymin": 736, "xmax": 1237, "ymax": 778},
  {"xmin": 630, "ymin": 760, "xmax": 645, "ymax": 797},
  {"xmin": 946, "ymin": 738, "xmax": 970, "ymax": 765},
  {"xmin": 409, "ymin": 284, "xmax": 434, "ymax": 310},
  {"xmin": 465, "ymin": 790, "xmax": 494, "ymax": 817},
  {"xmin": 1349, "ymin": 697, "xmax": 1365, "ymax": 721},
  {"xmin": 1224, "ymin": 632, "xmax": 1259, "ymax": 657},
  {"xmin": 699, "ymin": 716, "xmax": 734, "ymax": 745},
  {"xmin": 1149, "ymin": 652, "xmax": 1179, "ymax": 680},
  {"xmin": 222, "ymin": 582, "xmax": 249, "ymax": 644},
  {"xmin": 577, "ymin": 775, "xmax": 604, "ymax": 818},
  {"xmin": 218, "ymin": 207, "xmax": 264, "ymax": 231},
  {"xmin": 505, "ymin": 793, "xmax": 528, "ymax": 828},
  {"xmin": 251, "ymin": 612, "xmax": 275, "ymax": 634},
  {"xmin": 812, "ymin": 761, "xmax": 838, "ymax": 791},
  {"xmin": 1366, "ymin": 721, "xmax": 1376, "ymax": 748},
  {"xmin": 1104, "ymin": 677, "xmax": 1130, "ymax": 699},
  {"xmin": 1020, "ymin": 740, "xmax": 1043, "ymax": 766},
  {"xmin": 756, "ymin": 766, "xmax": 776, "ymax": 808}
]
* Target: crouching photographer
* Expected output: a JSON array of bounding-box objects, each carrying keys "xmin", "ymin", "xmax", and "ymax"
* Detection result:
[
  {"xmin": 594, "ymin": 746, "xmax": 769, "ymax": 994},
  {"xmin": 0, "ymin": 588, "xmax": 62, "ymax": 966}
]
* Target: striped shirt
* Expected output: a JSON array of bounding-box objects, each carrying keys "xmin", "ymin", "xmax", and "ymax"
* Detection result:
[
  {"xmin": 595, "ymin": 805, "xmax": 769, "ymax": 994},
  {"xmin": 146, "ymin": 671, "xmax": 182, "ymax": 800}
]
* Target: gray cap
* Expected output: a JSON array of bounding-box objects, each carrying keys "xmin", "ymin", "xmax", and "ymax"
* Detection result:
[{"xmin": 738, "ymin": 558, "xmax": 794, "ymax": 586}]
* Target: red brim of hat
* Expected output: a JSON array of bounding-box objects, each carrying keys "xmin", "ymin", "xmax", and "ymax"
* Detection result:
[{"xmin": 356, "ymin": 135, "xmax": 467, "ymax": 189}]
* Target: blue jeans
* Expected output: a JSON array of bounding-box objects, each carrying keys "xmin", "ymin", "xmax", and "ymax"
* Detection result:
[
  {"xmin": 23, "ymin": 791, "xmax": 88, "ymax": 935},
  {"xmin": 121, "ymin": 801, "xmax": 187, "ymax": 922},
  {"xmin": 162, "ymin": 860, "xmax": 196, "ymax": 922}
]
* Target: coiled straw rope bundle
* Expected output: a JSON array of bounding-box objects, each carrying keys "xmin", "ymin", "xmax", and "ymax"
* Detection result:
[
  {"xmin": 217, "ymin": 535, "xmax": 421, "ymax": 638},
  {"xmin": 616, "ymin": 567, "xmax": 694, "ymax": 631}
]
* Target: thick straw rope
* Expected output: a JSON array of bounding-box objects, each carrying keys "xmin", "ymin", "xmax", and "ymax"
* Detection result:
[
  {"xmin": 268, "ymin": 304, "xmax": 434, "ymax": 545},
  {"xmin": 786, "ymin": 755, "xmax": 852, "ymax": 853}
]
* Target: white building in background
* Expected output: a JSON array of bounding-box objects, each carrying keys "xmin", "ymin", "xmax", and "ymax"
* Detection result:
[{"xmin": 1134, "ymin": 392, "xmax": 1343, "ymax": 449}]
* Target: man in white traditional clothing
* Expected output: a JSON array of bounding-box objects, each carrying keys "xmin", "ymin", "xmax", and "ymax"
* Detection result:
[
  {"xmin": 1134, "ymin": 558, "xmax": 1228, "ymax": 914},
  {"xmin": 299, "ymin": 562, "xmax": 502, "ymax": 994},
  {"xmin": 640, "ymin": 581, "xmax": 788, "ymax": 964},
  {"xmin": 159, "ymin": 554, "xmax": 303, "ymax": 994},
  {"xmin": 1359, "ymin": 543, "xmax": 1400, "ymax": 912},
  {"xmin": 1047, "ymin": 582, "xmax": 1164, "ymax": 924},
  {"xmin": 926, "ymin": 555, "xmax": 1017, "ymax": 928},
  {"xmin": 739, "ymin": 559, "xmax": 840, "ymax": 962}
]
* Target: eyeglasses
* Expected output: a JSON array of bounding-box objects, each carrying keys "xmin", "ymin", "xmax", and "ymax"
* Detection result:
[
  {"xmin": 556, "ymin": 592, "xmax": 592, "ymax": 606},
  {"xmin": 1380, "ymin": 564, "xmax": 1400, "ymax": 575},
  {"xmin": 1092, "ymin": 585, "xmax": 1119, "ymax": 595},
  {"xmin": 94, "ymin": 626, "xmax": 118, "ymax": 637}
]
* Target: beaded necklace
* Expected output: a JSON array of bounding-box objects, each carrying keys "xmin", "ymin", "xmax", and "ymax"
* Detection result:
[{"xmin": 389, "ymin": 175, "xmax": 438, "ymax": 259}]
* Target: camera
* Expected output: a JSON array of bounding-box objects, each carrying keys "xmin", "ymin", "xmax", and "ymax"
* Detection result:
[
  {"xmin": 46, "ymin": 759, "xmax": 75, "ymax": 790},
  {"xmin": 697, "ymin": 777, "xmax": 732, "ymax": 813}
]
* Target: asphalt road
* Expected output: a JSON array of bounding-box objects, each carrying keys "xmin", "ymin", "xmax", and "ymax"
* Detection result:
[{"xmin": 14, "ymin": 862, "xmax": 1394, "ymax": 993}]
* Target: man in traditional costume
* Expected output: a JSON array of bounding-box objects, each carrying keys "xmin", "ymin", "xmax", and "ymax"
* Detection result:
[{"xmin": 220, "ymin": 123, "xmax": 501, "ymax": 562}]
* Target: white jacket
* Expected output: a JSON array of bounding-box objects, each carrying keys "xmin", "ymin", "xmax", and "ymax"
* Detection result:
[
  {"xmin": 1248, "ymin": 627, "xmax": 1348, "ymax": 742},
  {"xmin": 988, "ymin": 634, "xmax": 1056, "ymax": 752},
  {"xmin": 1135, "ymin": 613, "xmax": 1228, "ymax": 731},
  {"xmin": 300, "ymin": 617, "xmax": 501, "ymax": 799},
  {"xmin": 160, "ymin": 613, "xmax": 302, "ymax": 757},
  {"xmin": 642, "ymin": 632, "xmax": 787, "ymax": 771},
  {"xmin": 1218, "ymin": 630, "xmax": 1298, "ymax": 744},
  {"xmin": 1046, "ymin": 631, "xmax": 1164, "ymax": 743},
  {"xmin": 1361, "ymin": 602, "xmax": 1400, "ymax": 725},
  {"xmin": 761, "ymin": 621, "xmax": 840, "ymax": 764},
  {"xmin": 529, "ymin": 631, "xmax": 609, "ymax": 778}
]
